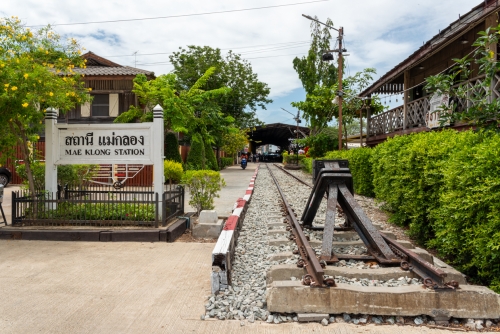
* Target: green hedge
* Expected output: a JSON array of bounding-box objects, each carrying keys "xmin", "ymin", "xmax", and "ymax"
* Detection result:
[
  {"xmin": 427, "ymin": 132, "xmax": 500, "ymax": 292},
  {"xmin": 371, "ymin": 130, "xmax": 481, "ymax": 243},
  {"xmin": 323, "ymin": 148, "xmax": 375, "ymax": 197},
  {"xmin": 370, "ymin": 130, "xmax": 500, "ymax": 292},
  {"xmin": 220, "ymin": 157, "xmax": 233, "ymax": 169}
]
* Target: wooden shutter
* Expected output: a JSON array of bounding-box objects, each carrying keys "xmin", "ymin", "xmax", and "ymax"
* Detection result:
[{"xmin": 109, "ymin": 94, "xmax": 119, "ymax": 117}]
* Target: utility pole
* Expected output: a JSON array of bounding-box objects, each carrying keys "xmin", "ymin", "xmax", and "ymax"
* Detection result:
[
  {"xmin": 337, "ymin": 27, "xmax": 344, "ymax": 150},
  {"xmin": 302, "ymin": 14, "xmax": 346, "ymax": 150},
  {"xmin": 281, "ymin": 107, "xmax": 301, "ymax": 164}
]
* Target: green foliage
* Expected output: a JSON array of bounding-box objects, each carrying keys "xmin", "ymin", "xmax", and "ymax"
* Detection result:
[
  {"xmin": 186, "ymin": 133, "xmax": 205, "ymax": 170},
  {"xmin": 371, "ymin": 130, "xmax": 481, "ymax": 243},
  {"xmin": 425, "ymin": 24, "xmax": 500, "ymax": 131},
  {"xmin": 324, "ymin": 147, "xmax": 375, "ymax": 197},
  {"xmin": 221, "ymin": 128, "xmax": 248, "ymax": 155},
  {"xmin": 15, "ymin": 160, "xmax": 44, "ymax": 190},
  {"xmin": 300, "ymin": 157, "xmax": 313, "ymax": 174},
  {"xmin": 0, "ymin": 17, "xmax": 91, "ymax": 195},
  {"xmin": 220, "ymin": 157, "xmax": 234, "ymax": 169},
  {"xmin": 37, "ymin": 202, "xmax": 155, "ymax": 221},
  {"xmin": 164, "ymin": 160, "xmax": 184, "ymax": 189},
  {"xmin": 204, "ymin": 140, "xmax": 219, "ymax": 171},
  {"xmin": 282, "ymin": 152, "xmax": 308, "ymax": 165},
  {"xmin": 182, "ymin": 170, "xmax": 226, "ymax": 216},
  {"xmin": 428, "ymin": 133, "xmax": 500, "ymax": 291},
  {"xmin": 169, "ymin": 45, "xmax": 272, "ymax": 128},
  {"xmin": 164, "ymin": 132, "xmax": 182, "ymax": 164},
  {"xmin": 299, "ymin": 131, "xmax": 338, "ymax": 158},
  {"xmin": 16, "ymin": 162, "xmax": 99, "ymax": 190}
]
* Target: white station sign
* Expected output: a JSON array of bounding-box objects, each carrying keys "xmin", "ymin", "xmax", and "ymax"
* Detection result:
[
  {"xmin": 426, "ymin": 93, "xmax": 451, "ymax": 129},
  {"xmin": 55, "ymin": 123, "xmax": 154, "ymax": 165}
]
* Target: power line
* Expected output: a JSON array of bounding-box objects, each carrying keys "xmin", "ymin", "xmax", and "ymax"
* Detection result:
[
  {"xmin": 28, "ymin": 0, "xmax": 329, "ymax": 27},
  {"xmin": 103, "ymin": 40, "xmax": 312, "ymax": 58},
  {"xmin": 136, "ymin": 52, "xmax": 308, "ymax": 66}
]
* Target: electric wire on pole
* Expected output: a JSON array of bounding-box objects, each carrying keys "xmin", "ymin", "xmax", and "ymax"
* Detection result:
[{"xmin": 302, "ymin": 14, "xmax": 345, "ymax": 150}]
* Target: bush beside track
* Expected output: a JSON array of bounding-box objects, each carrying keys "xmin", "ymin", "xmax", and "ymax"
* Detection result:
[{"xmin": 301, "ymin": 129, "xmax": 500, "ymax": 293}]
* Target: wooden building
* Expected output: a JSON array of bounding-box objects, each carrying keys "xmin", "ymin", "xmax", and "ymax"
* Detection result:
[
  {"xmin": 57, "ymin": 51, "xmax": 155, "ymax": 124},
  {"xmin": 360, "ymin": 0, "xmax": 500, "ymax": 146}
]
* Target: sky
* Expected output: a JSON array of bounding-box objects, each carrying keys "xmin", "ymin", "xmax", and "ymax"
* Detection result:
[{"xmin": 2, "ymin": 0, "xmax": 479, "ymax": 126}]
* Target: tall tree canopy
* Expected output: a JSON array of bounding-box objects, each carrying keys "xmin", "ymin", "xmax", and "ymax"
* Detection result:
[
  {"xmin": 292, "ymin": 17, "xmax": 337, "ymax": 95},
  {"xmin": 169, "ymin": 46, "xmax": 272, "ymax": 128},
  {"xmin": 115, "ymin": 67, "xmax": 238, "ymax": 155},
  {"xmin": 0, "ymin": 17, "xmax": 90, "ymax": 195}
]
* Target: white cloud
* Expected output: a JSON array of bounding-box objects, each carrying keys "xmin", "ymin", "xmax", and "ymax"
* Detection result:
[{"xmin": 2, "ymin": 0, "xmax": 481, "ymax": 123}]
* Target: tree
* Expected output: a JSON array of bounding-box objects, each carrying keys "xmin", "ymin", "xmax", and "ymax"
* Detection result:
[
  {"xmin": 169, "ymin": 46, "xmax": 272, "ymax": 128},
  {"xmin": 0, "ymin": 17, "xmax": 90, "ymax": 196},
  {"xmin": 425, "ymin": 24, "xmax": 500, "ymax": 131},
  {"xmin": 186, "ymin": 133, "xmax": 205, "ymax": 170},
  {"xmin": 221, "ymin": 128, "xmax": 248, "ymax": 156},
  {"xmin": 291, "ymin": 16, "xmax": 337, "ymax": 136},
  {"xmin": 293, "ymin": 17, "xmax": 337, "ymax": 96},
  {"xmin": 293, "ymin": 68, "xmax": 384, "ymax": 148},
  {"xmin": 164, "ymin": 132, "xmax": 182, "ymax": 164},
  {"xmin": 204, "ymin": 139, "xmax": 218, "ymax": 171}
]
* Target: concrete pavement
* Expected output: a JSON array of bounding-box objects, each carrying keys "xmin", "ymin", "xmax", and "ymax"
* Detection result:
[{"xmin": 0, "ymin": 240, "xmax": 476, "ymax": 334}]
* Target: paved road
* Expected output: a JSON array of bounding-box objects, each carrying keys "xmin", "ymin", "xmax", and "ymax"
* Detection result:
[{"xmin": 0, "ymin": 240, "xmax": 476, "ymax": 334}]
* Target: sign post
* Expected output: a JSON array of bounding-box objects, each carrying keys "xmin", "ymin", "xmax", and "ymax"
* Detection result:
[{"xmin": 44, "ymin": 105, "xmax": 165, "ymax": 219}]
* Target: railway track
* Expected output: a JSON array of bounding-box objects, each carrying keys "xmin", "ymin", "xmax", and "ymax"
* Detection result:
[
  {"xmin": 264, "ymin": 163, "xmax": 499, "ymax": 324},
  {"xmin": 204, "ymin": 163, "xmax": 500, "ymax": 329}
]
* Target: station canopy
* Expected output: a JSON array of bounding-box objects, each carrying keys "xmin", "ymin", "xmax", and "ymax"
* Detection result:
[{"xmin": 247, "ymin": 123, "xmax": 310, "ymax": 153}]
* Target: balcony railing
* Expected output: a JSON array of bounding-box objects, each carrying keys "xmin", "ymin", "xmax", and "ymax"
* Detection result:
[{"xmin": 367, "ymin": 74, "xmax": 499, "ymax": 137}]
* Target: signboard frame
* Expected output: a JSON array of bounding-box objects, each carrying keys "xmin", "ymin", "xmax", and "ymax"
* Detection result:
[{"xmin": 426, "ymin": 93, "xmax": 451, "ymax": 129}]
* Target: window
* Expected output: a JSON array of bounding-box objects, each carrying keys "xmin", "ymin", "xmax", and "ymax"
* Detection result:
[{"xmin": 91, "ymin": 94, "xmax": 109, "ymax": 117}]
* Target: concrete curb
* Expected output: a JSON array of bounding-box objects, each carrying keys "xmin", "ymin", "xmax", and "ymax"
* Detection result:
[{"xmin": 211, "ymin": 167, "xmax": 258, "ymax": 294}]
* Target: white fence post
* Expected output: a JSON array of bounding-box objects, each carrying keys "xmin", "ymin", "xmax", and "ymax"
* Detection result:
[
  {"xmin": 153, "ymin": 105, "xmax": 165, "ymax": 220},
  {"xmin": 45, "ymin": 108, "xmax": 58, "ymax": 204}
]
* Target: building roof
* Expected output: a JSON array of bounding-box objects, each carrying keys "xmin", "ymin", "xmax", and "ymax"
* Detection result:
[
  {"xmin": 360, "ymin": 0, "xmax": 499, "ymax": 97},
  {"xmin": 75, "ymin": 51, "xmax": 154, "ymax": 77},
  {"xmin": 72, "ymin": 66, "xmax": 154, "ymax": 76}
]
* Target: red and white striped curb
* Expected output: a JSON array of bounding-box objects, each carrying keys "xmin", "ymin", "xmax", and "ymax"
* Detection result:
[{"xmin": 211, "ymin": 167, "xmax": 259, "ymax": 293}]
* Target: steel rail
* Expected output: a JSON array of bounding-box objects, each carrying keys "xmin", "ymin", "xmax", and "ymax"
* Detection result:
[
  {"xmin": 271, "ymin": 163, "xmax": 457, "ymax": 289},
  {"xmin": 272, "ymin": 164, "xmax": 346, "ymax": 222},
  {"xmin": 267, "ymin": 165, "xmax": 333, "ymax": 287}
]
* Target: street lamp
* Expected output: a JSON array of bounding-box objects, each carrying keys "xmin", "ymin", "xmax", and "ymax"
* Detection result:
[
  {"xmin": 281, "ymin": 107, "xmax": 301, "ymax": 165},
  {"xmin": 302, "ymin": 14, "xmax": 346, "ymax": 150}
]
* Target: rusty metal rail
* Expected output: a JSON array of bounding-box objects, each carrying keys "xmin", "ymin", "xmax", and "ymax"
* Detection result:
[
  {"xmin": 271, "ymin": 162, "xmax": 457, "ymax": 290},
  {"xmin": 267, "ymin": 165, "xmax": 334, "ymax": 288}
]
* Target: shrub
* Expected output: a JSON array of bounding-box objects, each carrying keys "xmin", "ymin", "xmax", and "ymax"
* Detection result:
[
  {"xmin": 164, "ymin": 160, "xmax": 184, "ymax": 190},
  {"xmin": 204, "ymin": 140, "xmax": 219, "ymax": 171},
  {"xmin": 371, "ymin": 130, "xmax": 481, "ymax": 243},
  {"xmin": 186, "ymin": 133, "xmax": 205, "ymax": 170},
  {"xmin": 165, "ymin": 132, "xmax": 182, "ymax": 164},
  {"xmin": 323, "ymin": 147, "xmax": 375, "ymax": 197},
  {"xmin": 283, "ymin": 152, "xmax": 308, "ymax": 165},
  {"xmin": 428, "ymin": 132, "xmax": 500, "ymax": 292},
  {"xmin": 182, "ymin": 170, "xmax": 226, "ymax": 216},
  {"xmin": 300, "ymin": 157, "xmax": 313, "ymax": 174},
  {"xmin": 16, "ymin": 162, "xmax": 98, "ymax": 190},
  {"xmin": 220, "ymin": 157, "xmax": 233, "ymax": 169},
  {"xmin": 301, "ymin": 132, "xmax": 338, "ymax": 158}
]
